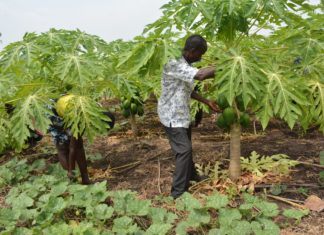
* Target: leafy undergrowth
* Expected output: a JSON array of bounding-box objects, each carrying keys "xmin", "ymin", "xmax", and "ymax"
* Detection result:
[
  {"xmin": 0, "ymin": 158, "xmax": 308, "ymax": 235},
  {"xmin": 193, "ymin": 151, "xmax": 300, "ymax": 197}
]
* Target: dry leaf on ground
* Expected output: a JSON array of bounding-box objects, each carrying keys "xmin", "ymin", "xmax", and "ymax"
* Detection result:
[{"xmin": 304, "ymin": 195, "xmax": 324, "ymax": 212}]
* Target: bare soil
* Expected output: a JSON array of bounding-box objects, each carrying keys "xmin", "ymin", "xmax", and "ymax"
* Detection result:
[
  {"xmin": 1, "ymin": 99, "xmax": 324, "ymax": 234},
  {"xmin": 89, "ymin": 100, "xmax": 323, "ymax": 234}
]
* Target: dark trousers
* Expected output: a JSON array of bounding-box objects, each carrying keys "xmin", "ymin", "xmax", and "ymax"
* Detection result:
[{"xmin": 164, "ymin": 126, "xmax": 198, "ymax": 198}]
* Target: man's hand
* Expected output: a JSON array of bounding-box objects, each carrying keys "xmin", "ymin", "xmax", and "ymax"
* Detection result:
[
  {"xmin": 191, "ymin": 92, "xmax": 221, "ymax": 112},
  {"xmin": 206, "ymin": 100, "xmax": 221, "ymax": 112},
  {"xmin": 194, "ymin": 67, "xmax": 215, "ymax": 81}
]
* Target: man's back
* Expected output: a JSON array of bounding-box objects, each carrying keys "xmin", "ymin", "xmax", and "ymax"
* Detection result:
[{"xmin": 158, "ymin": 57, "xmax": 198, "ymax": 128}]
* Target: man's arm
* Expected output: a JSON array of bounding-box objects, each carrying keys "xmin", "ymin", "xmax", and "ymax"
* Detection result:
[
  {"xmin": 194, "ymin": 67, "xmax": 215, "ymax": 81},
  {"xmin": 191, "ymin": 91, "xmax": 220, "ymax": 112}
]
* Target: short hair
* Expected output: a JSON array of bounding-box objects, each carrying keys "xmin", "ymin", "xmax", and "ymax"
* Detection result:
[{"xmin": 183, "ymin": 35, "xmax": 207, "ymax": 53}]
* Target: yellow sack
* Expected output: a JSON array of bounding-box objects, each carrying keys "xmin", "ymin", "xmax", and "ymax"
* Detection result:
[{"xmin": 55, "ymin": 94, "xmax": 75, "ymax": 117}]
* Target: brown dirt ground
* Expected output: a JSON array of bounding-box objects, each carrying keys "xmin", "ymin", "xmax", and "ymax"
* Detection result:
[
  {"xmin": 1, "ymin": 99, "xmax": 324, "ymax": 234},
  {"xmin": 90, "ymin": 100, "xmax": 324, "ymax": 234}
]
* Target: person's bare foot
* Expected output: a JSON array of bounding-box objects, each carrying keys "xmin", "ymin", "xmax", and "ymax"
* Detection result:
[
  {"xmin": 81, "ymin": 178, "xmax": 92, "ymax": 185},
  {"xmin": 67, "ymin": 172, "xmax": 78, "ymax": 182}
]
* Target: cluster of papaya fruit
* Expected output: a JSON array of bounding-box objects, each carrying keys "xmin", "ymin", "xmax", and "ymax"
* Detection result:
[
  {"xmin": 216, "ymin": 94, "xmax": 250, "ymax": 129},
  {"xmin": 120, "ymin": 96, "xmax": 144, "ymax": 118}
]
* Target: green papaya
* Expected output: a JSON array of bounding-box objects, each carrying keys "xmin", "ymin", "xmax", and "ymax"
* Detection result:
[
  {"xmin": 130, "ymin": 103, "xmax": 138, "ymax": 114},
  {"xmin": 137, "ymin": 105, "xmax": 144, "ymax": 116},
  {"xmin": 133, "ymin": 98, "xmax": 142, "ymax": 106},
  {"xmin": 122, "ymin": 99, "xmax": 131, "ymax": 110},
  {"xmin": 240, "ymin": 112, "xmax": 250, "ymax": 128},
  {"xmin": 223, "ymin": 107, "xmax": 236, "ymax": 126},
  {"xmin": 216, "ymin": 114, "xmax": 228, "ymax": 129},
  {"xmin": 135, "ymin": 91, "xmax": 141, "ymax": 98},
  {"xmin": 235, "ymin": 95, "xmax": 245, "ymax": 112},
  {"xmin": 217, "ymin": 94, "xmax": 229, "ymax": 110},
  {"xmin": 122, "ymin": 108, "xmax": 131, "ymax": 118}
]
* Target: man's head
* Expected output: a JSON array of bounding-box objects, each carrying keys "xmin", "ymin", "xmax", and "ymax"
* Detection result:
[{"xmin": 183, "ymin": 35, "xmax": 207, "ymax": 64}]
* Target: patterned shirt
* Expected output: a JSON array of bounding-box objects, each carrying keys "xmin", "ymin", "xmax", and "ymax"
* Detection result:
[
  {"xmin": 47, "ymin": 100, "xmax": 70, "ymax": 145},
  {"xmin": 158, "ymin": 57, "xmax": 199, "ymax": 128},
  {"xmin": 48, "ymin": 114, "xmax": 70, "ymax": 145}
]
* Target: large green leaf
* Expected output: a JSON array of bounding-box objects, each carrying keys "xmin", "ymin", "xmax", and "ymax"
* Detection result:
[
  {"xmin": 10, "ymin": 92, "xmax": 53, "ymax": 148},
  {"xmin": 215, "ymin": 48, "xmax": 264, "ymax": 107},
  {"xmin": 0, "ymin": 33, "xmax": 40, "ymax": 71},
  {"xmin": 116, "ymin": 36, "xmax": 179, "ymax": 78},
  {"xmin": 55, "ymin": 53, "xmax": 104, "ymax": 87},
  {"xmin": 256, "ymin": 68, "xmax": 308, "ymax": 129},
  {"xmin": 308, "ymin": 81, "xmax": 324, "ymax": 132},
  {"xmin": 117, "ymin": 40, "xmax": 156, "ymax": 74},
  {"xmin": 63, "ymin": 95, "xmax": 110, "ymax": 142},
  {"xmin": 0, "ymin": 112, "xmax": 10, "ymax": 152},
  {"xmin": 142, "ymin": 0, "xmax": 311, "ymax": 43}
]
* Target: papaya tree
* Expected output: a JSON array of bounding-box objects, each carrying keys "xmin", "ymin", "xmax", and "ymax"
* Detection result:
[
  {"xmin": 268, "ymin": 13, "xmax": 324, "ymax": 132},
  {"xmin": 102, "ymin": 38, "xmax": 153, "ymax": 136},
  {"xmin": 116, "ymin": 0, "xmax": 323, "ymax": 180},
  {"xmin": 116, "ymin": 33, "xmax": 181, "ymax": 136},
  {"xmin": 0, "ymin": 29, "xmax": 127, "ymax": 152},
  {"xmin": 119, "ymin": 78, "xmax": 146, "ymax": 136}
]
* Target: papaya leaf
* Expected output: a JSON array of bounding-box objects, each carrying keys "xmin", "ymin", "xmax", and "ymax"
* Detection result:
[
  {"xmin": 63, "ymin": 95, "xmax": 109, "ymax": 142},
  {"xmin": 10, "ymin": 92, "xmax": 53, "ymax": 149},
  {"xmin": 256, "ymin": 69, "xmax": 308, "ymax": 129},
  {"xmin": 55, "ymin": 53, "xmax": 104, "ymax": 87},
  {"xmin": 216, "ymin": 49, "xmax": 263, "ymax": 106}
]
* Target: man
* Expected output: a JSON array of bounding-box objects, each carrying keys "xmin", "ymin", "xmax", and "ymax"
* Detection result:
[{"xmin": 158, "ymin": 35, "xmax": 219, "ymax": 199}]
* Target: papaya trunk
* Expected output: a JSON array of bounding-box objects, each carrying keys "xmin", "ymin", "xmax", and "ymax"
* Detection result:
[
  {"xmin": 229, "ymin": 122, "xmax": 241, "ymax": 180},
  {"xmin": 129, "ymin": 114, "xmax": 139, "ymax": 136}
]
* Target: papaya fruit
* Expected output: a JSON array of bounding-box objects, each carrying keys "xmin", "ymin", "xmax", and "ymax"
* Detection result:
[
  {"xmin": 240, "ymin": 112, "xmax": 250, "ymax": 128},
  {"xmin": 235, "ymin": 95, "xmax": 245, "ymax": 112},
  {"xmin": 56, "ymin": 94, "xmax": 75, "ymax": 117},
  {"xmin": 137, "ymin": 105, "xmax": 144, "ymax": 116},
  {"xmin": 122, "ymin": 108, "xmax": 131, "ymax": 118},
  {"xmin": 217, "ymin": 94, "xmax": 229, "ymax": 110},
  {"xmin": 122, "ymin": 99, "xmax": 131, "ymax": 110},
  {"xmin": 130, "ymin": 103, "xmax": 138, "ymax": 114},
  {"xmin": 130, "ymin": 97, "xmax": 138, "ymax": 104},
  {"xmin": 223, "ymin": 107, "xmax": 236, "ymax": 126},
  {"xmin": 134, "ymin": 98, "xmax": 143, "ymax": 106},
  {"xmin": 216, "ymin": 114, "xmax": 227, "ymax": 129}
]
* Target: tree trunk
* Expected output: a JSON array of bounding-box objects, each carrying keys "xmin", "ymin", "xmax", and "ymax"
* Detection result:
[
  {"xmin": 229, "ymin": 122, "xmax": 241, "ymax": 180},
  {"xmin": 129, "ymin": 114, "xmax": 139, "ymax": 136}
]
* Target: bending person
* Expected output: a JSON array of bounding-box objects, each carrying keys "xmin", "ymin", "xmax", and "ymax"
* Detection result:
[{"xmin": 158, "ymin": 35, "xmax": 220, "ymax": 199}]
